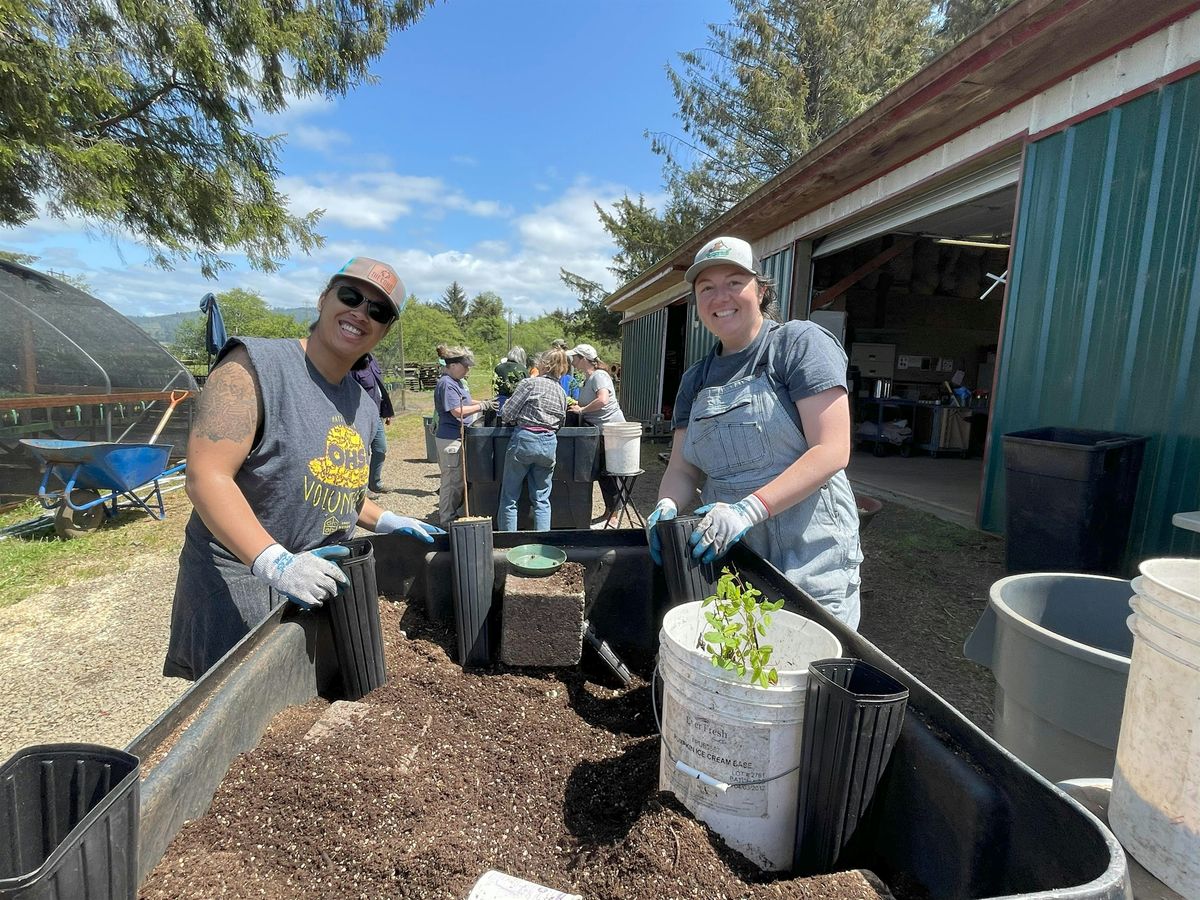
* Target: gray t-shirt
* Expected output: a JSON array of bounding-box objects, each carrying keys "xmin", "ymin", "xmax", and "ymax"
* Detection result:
[
  {"xmin": 165, "ymin": 337, "xmax": 377, "ymax": 679},
  {"xmin": 673, "ymin": 320, "xmax": 847, "ymax": 430},
  {"xmin": 579, "ymin": 369, "xmax": 625, "ymax": 425}
]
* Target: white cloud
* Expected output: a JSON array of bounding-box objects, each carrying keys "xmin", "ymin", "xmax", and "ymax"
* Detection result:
[
  {"xmin": 278, "ymin": 172, "xmax": 510, "ymax": 230},
  {"xmin": 451, "ymin": 155, "xmax": 478, "ymax": 167},
  {"xmin": 288, "ymin": 125, "xmax": 352, "ymax": 153},
  {"xmin": 3, "ymin": 178, "xmax": 642, "ymax": 320}
]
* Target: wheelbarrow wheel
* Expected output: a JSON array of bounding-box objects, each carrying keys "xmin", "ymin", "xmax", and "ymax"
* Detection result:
[{"xmin": 54, "ymin": 491, "xmax": 105, "ymax": 538}]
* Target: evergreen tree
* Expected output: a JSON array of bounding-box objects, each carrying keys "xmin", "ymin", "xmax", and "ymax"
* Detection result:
[
  {"xmin": 557, "ymin": 269, "xmax": 621, "ymax": 342},
  {"xmin": 598, "ymin": 0, "xmax": 1016, "ymax": 284},
  {"xmin": 0, "ymin": 0, "xmax": 433, "ymax": 277},
  {"xmin": 438, "ymin": 281, "xmax": 469, "ymax": 328},
  {"xmin": 467, "ymin": 290, "xmax": 505, "ymax": 322}
]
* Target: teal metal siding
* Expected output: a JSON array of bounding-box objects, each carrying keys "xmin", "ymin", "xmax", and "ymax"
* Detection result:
[
  {"xmin": 685, "ymin": 300, "xmax": 717, "ymax": 368},
  {"xmin": 619, "ymin": 308, "xmax": 667, "ymax": 425},
  {"xmin": 981, "ymin": 73, "xmax": 1200, "ymax": 562},
  {"xmin": 761, "ymin": 247, "xmax": 794, "ymax": 320}
]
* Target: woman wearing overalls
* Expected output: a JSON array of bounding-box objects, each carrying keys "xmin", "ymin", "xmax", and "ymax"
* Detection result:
[{"xmin": 647, "ymin": 236, "xmax": 863, "ymax": 628}]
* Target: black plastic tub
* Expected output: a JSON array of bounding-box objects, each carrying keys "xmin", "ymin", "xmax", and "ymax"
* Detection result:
[
  {"xmin": 462, "ymin": 423, "xmax": 600, "ymax": 529},
  {"xmin": 1, "ymin": 743, "xmax": 140, "ymax": 900},
  {"xmin": 134, "ymin": 532, "xmax": 1129, "ymax": 899}
]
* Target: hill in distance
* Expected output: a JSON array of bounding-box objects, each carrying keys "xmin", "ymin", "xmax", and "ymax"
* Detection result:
[{"xmin": 130, "ymin": 306, "xmax": 315, "ymax": 343}]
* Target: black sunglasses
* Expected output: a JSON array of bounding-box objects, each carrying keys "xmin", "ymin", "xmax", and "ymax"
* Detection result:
[{"xmin": 334, "ymin": 284, "xmax": 396, "ymax": 324}]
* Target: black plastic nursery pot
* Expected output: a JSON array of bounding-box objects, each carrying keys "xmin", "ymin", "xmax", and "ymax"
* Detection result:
[
  {"xmin": 327, "ymin": 537, "xmax": 387, "ymax": 701},
  {"xmin": 449, "ymin": 517, "xmax": 497, "ymax": 666},
  {"xmin": 132, "ymin": 530, "xmax": 1131, "ymax": 900},
  {"xmin": 0, "ymin": 743, "xmax": 140, "ymax": 900},
  {"xmin": 659, "ymin": 515, "xmax": 718, "ymax": 606},
  {"xmin": 793, "ymin": 659, "xmax": 909, "ymax": 877}
]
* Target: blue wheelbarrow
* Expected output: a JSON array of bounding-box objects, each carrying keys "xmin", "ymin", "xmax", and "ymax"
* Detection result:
[{"xmin": 19, "ymin": 439, "xmax": 187, "ymax": 538}]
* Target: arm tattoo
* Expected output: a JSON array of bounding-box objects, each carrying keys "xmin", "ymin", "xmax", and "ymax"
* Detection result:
[{"xmin": 192, "ymin": 361, "xmax": 259, "ymax": 443}]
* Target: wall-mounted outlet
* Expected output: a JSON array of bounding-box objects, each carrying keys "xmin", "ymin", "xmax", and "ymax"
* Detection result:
[
  {"xmin": 938, "ymin": 358, "xmax": 954, "ymax": 372},
  {"xmin": 897, "ymin": 355, "xmax": 911, "ymax": 369}
]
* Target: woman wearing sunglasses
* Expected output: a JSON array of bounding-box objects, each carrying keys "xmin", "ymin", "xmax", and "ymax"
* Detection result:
[{"xmin": 165, "ymin": 257, "xmax": 444, "ymax": 681}]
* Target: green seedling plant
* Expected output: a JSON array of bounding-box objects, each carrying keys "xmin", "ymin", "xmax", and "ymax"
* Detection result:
[{"xmin": 699, "ymin": 567, "xmax": 785, "ymax": 688}]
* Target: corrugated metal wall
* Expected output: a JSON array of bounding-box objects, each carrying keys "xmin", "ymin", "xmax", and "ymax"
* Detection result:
[
  {"xmin": 981, "ymin": 73, "xmax": 1200, "ymax": 562},
  {"xmin": 761, "ymin": 246, "xmax": 795, "ymax": 320},
  {"xmin": 684, "ymin": 301, "xmax": 717, "ymax": 368},
  {"xmin": 619, "ymin": 308, "xmax": 667, "ymax": 425}
]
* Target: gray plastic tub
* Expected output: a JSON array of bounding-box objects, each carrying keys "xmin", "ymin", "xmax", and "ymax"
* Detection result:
[{"xmin": 965, "ymin": 573, "xmax": 1134, "ymax": 782}]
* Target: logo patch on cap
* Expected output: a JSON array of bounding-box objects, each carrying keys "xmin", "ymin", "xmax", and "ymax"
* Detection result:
[
  {"xmin": 703, "ymin": 240, "xmax": 732, "ymax": 260},
  {"xmin": 366, "ymin": 264, "xmax": 397, "ymax": 295}
]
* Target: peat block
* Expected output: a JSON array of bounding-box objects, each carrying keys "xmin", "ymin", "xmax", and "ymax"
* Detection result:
[{"xmin": 501, "ymin": 561, "xmax": 585, "ymax": 667}]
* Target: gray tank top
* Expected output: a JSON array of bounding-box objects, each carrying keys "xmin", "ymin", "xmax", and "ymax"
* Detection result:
[
  {"xmin": 166, "ymin": 338, "xmax": 377, "ymax": 679},
  {"xmin": 184, "ymin": 337, "xmax": 377, "ymax": 554}
]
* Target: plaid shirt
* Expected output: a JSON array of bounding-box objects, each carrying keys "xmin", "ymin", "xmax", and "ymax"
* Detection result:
[{"xmin": 500, "ymin": 374, "xmax": 567, "ymax": 430}]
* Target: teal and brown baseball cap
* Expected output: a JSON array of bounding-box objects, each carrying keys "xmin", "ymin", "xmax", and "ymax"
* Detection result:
[{"xmin": 334, "ymin": 257, "xmax": 407, "ymax": 315}]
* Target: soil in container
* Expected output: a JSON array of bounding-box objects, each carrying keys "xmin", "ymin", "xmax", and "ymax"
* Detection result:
[{"xmin": 140, "ymin": 598, "xmax": 894, "ymax": 900}]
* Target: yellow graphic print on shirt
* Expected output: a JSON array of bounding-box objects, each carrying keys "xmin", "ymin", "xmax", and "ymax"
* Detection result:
[
  {"xmin": 308, "ymin": 424, "xmax": 369, "ymax": 488},
  {"xmin": 303, "ymin": 422, "xmax": 369, "ymax": 534}
]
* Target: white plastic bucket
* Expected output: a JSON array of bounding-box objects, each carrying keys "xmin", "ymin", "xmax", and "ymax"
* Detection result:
[
  {"xmin": 1110, "ymin": 558, "xmax": 1200, "ymax": 900},
  {"xmin": 600, "ymin": 422, "xmax": 642, "ymax": 475},
  {"xmin": 657, "ymin": 601, "xmax": 841, "ymax": 871},
  {"xmin": 1136, "ymin": 558, "xmax": 1200, "ymax": 617}
]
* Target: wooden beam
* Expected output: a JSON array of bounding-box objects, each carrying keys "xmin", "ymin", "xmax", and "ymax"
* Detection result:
[
  {"xmin": 811, "ymin": 237, "xmax": 917, "ymax": 311},
  {"xmin": 0, "ymin": 390, "xmax": 195, "ymax": 411}
]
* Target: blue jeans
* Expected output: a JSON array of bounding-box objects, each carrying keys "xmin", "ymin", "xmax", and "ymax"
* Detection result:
[
  {"xmin": 498, "ymin": 429, "xmax": 556, "ymax": 531},
  {"xmin": 368, "ymin": 418, "xmax": 387, "ymax": 490}
]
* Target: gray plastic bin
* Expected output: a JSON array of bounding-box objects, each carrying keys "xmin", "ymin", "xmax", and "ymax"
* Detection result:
[
  {"xmin": 422, "ymin": 415, "xmax": 437, "ymax": 463},
  {"xmin": 964, "ymin": 572, "xmax": 1134, "ymax": 782}
]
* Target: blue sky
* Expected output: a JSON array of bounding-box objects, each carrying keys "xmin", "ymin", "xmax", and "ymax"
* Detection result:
[{"xmin": 1, "ymin": 0, "xmax": 732, "ymax": 319}]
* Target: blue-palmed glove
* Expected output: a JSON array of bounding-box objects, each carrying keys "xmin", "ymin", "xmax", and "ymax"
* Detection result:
[
  {"xmin": 689, "ymin": 494, "xmax": 769, "ymax": 564},
  {"xmin": 251, "ymin": 543, "xmax": 349, "ymax": 610},
  {"xmin": 376, "ymin": 511, "xmax": 446, "ymax": 543},
  {"xmin": 645, "ymin": 498, "xmax": 678, "ymax": 566}
]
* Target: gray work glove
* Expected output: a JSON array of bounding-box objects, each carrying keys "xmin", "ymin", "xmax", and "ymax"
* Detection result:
[
  {"xmin": 251, "ymin": 543, "xmax": 349, "ymax": 610},
  {"xmin": 478, "ymin": 397, "xmax": 497, "ymax": 413},
  {"xmin": 689, "ymin": 495, "xmax": 770, "ymax": 564}
]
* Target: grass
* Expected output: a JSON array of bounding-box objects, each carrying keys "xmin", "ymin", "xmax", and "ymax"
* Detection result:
[
  {"xmin": 0, "ymin": 387, "xmax": 460, "ymax": 612},
  {"xmin": 0, "ymin": 488, "xmax": 191, "ymax": 609}
]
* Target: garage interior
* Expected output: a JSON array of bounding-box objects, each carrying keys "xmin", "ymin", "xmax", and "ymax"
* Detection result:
[{"xmin": 808, "ymin": 185, "xmax": 1017, "ymax": 526}]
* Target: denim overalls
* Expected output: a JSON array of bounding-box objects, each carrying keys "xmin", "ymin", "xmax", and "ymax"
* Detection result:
[{"xmin": 681, "ymin": 331, "xmax": 863, "ymax": 628}]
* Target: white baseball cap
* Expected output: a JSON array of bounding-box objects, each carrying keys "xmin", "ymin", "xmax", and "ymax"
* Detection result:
[
  {"xmin": 684, "ymin": 236, "xmax": 758, "ymax": 285},
  {"xmin": 567, "ymin": 343, "xmax": 599, "ymax": 361}
]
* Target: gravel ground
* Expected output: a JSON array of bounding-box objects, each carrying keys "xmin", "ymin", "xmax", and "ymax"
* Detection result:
[{"xmin": 0, "ymin": 553, "xmax": 188, "ymax": 760}]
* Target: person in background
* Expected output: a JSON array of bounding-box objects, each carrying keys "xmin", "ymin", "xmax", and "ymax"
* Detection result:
[
  {"xmin": 569, "ymin": 343, "xmax": 626, "ymax": 530},
  {"xmin": 165, "ymin": 258, "xmax": 444, "ymax": 681},
  {"xmin": 497, "ymin": 349, "xmax": 569, "ymax": 531},
  {"xmin": 351, "ymin": 352, "xmax": 395, "ymax": 500},
  {"xmin": 493, "ymin": 346, "xmax": 528, "ymax": 410},
  {"xmin": 434, "ymin": 343, "xmax": 495, "ymax": 527},
  {"xmin": 645, "ymin": 236, "xmax": 863, "ymax": 628}
]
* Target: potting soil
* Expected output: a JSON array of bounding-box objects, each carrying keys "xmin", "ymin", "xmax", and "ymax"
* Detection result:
[{"xmin": 140, "ymin": 599, "xmax": 892, "ymax": 900}]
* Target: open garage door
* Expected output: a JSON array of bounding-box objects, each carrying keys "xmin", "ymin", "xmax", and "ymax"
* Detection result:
[
  {"xmin": 807, "ymin": 157, "xmax": 1021, "ymax": 528},
  {"xmin": 812, "ymin": 154, "xmax": 1021, "ymax": 261}
]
